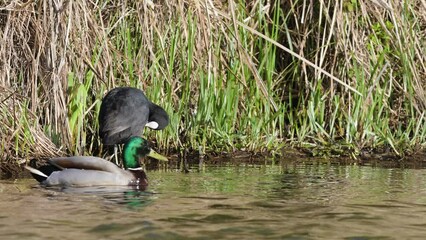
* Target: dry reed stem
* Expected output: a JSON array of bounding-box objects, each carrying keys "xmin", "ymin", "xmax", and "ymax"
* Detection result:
[{"xmin": 0, "ymin": 0, "xmax": 425, "ymax": 162}]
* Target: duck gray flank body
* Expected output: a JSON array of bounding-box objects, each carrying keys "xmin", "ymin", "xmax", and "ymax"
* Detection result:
[{"xmin": 25, "ymin": 156, "xmax": 148, "ymax": 187}]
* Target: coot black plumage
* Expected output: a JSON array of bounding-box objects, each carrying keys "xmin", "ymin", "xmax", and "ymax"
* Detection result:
[{"xmin": 99, "ymin": 87, "xmax": 169, "ymax": 145}]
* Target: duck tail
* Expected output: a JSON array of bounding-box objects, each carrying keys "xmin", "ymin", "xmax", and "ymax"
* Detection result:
[{"xmin": 24, "ymin": 166, "xmax": 48, "ymax": 181}]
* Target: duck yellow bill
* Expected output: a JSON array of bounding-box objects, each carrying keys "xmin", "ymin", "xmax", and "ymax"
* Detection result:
[{"xmin": 148, "ymin": 149, "xmax": 168, "ymax": 161}]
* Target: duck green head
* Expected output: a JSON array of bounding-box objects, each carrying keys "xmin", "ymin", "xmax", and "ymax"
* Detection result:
[{"xmin": 123, "ymin": 136, "xmax": 168, "ymax": 169}]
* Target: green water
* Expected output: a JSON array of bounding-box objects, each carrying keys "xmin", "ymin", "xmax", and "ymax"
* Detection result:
[{"xmin": 1, "ymin": 161, "xmax": 426, "ymax": 239}]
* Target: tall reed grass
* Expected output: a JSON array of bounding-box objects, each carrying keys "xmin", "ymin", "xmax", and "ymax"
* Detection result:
[{"xmin": 0, "ymin": 0, "xmax": 425, "ymax": 165}]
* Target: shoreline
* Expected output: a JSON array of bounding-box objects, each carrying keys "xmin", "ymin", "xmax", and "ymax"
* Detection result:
[{"xmin": 3, "ymin": 148, "xmax": 426, "ymax": 180}]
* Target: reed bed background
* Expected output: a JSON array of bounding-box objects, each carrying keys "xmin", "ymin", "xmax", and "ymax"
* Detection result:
[{"xmin": 1, "ymin": 0, "xmax": 425, "ymax": 166}]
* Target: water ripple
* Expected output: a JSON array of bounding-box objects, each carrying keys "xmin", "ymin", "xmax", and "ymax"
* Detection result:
[{"xmin": 1, "ymin": 164, "xmax": 426, "ymax": 239}]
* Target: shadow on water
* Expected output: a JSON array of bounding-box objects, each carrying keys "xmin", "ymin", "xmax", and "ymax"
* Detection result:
[
  {"xmin": 39, "ymin": 185, "xmax": 158, "ymax": 210},
  {"xmin": 1, "ymin": 158, "xmax": 426, "ymax": 239}
]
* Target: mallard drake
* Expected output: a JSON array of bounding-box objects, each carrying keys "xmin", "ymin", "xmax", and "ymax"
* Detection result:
[{"xmin": 25, "ymin": 137, "xmax": 167, "ymax": 187}]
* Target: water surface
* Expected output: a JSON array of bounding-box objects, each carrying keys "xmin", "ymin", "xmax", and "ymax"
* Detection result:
[{"xmin": 1, "ymin": 161, "xmax": 426, "ymax": 239}]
